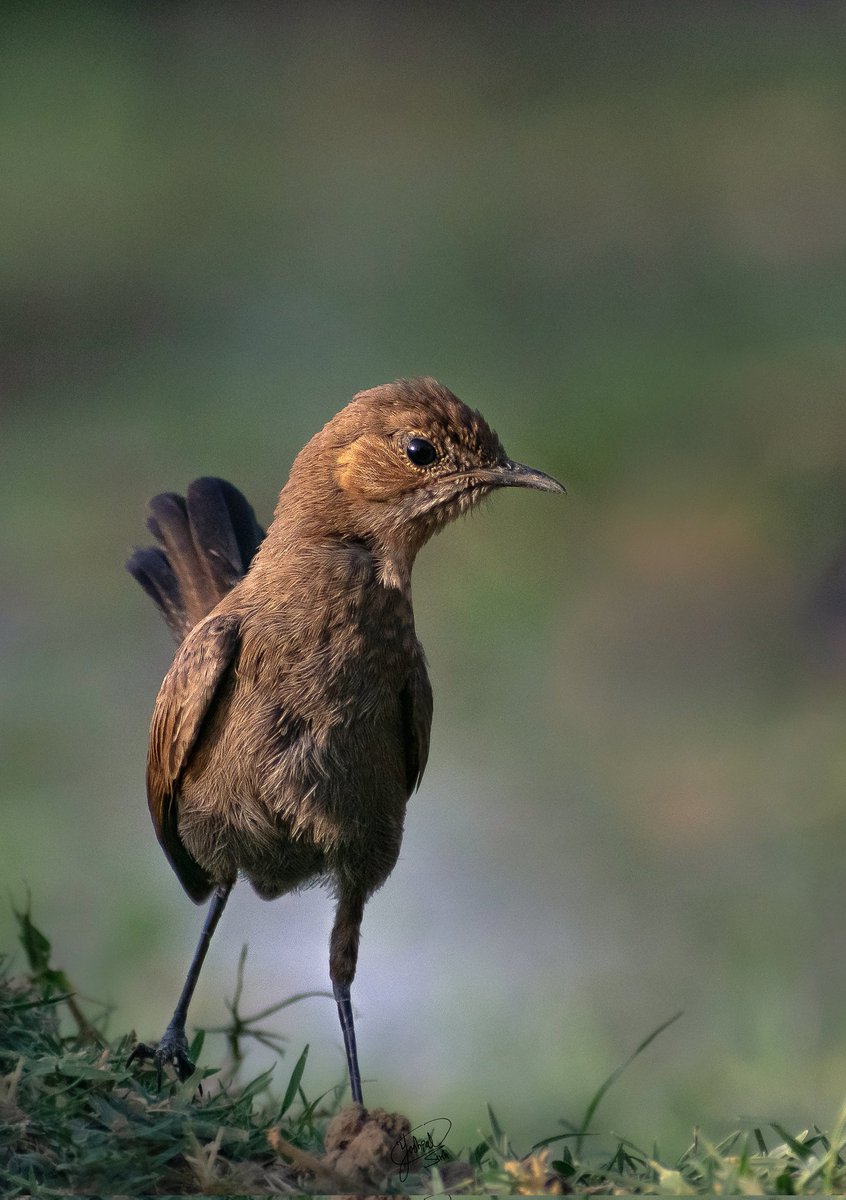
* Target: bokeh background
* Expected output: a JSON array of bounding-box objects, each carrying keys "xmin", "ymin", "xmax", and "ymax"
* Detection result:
[{"xmin": 3, "ymin": 0, "xmax": 846, "ymax": 1155}]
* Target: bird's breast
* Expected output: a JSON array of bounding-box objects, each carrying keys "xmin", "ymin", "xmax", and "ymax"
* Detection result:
[{"xmin": 235, "ymin": 576, "xmax": 420, "ymax": 806}]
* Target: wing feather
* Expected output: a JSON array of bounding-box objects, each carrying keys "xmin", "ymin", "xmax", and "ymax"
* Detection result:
[
  {"xmin": 400, "ymin": 655, "xmax": 433, "ymax": 795},
  {"xmin": 146, "ymin": 613, "xmax": 240, "ymax": 901}
]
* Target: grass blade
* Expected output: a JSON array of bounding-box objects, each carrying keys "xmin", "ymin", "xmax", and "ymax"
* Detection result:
[
  {"xmin": 278, "ymin": 1043, "xmax": 309, "ymax": 1118},
  {"xmin": 575, "ymin": 1010, "xmax": 683, "ymax": 1154},
  {"xmin": 487, "ymin": 1101, "xmax": 504, "ymax": 1145}
]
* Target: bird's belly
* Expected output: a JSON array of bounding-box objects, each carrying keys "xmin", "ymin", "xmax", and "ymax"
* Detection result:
[
  {"xmin": 177, "ymin": 705, "xmax": 408, "ymax": 900},
  {"xmin": 175, "ymin": 771, "xmax": 326, "ymax": 896}
]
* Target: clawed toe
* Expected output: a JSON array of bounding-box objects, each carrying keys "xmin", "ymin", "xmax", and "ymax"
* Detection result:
[{"xmin": 126, "ymin": 1029, "xmax": 196, "ymax": 1087}]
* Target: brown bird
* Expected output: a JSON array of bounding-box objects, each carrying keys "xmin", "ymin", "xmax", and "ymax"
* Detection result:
[{"xmin": 126, "ymin": 377, "xmax": 563, "ymax": 1100}]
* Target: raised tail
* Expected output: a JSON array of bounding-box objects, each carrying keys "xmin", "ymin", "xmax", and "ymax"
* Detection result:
[{"xmin": 127, "ymin": 476, "xmax": 265, "ymax": 642}]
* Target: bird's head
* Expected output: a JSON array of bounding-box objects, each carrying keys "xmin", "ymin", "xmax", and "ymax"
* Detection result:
[{"xmin": 282, "ymin": 377, "xmax": 564, "ymax": 581}]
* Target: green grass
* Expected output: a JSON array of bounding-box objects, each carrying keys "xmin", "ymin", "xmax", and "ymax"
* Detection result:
[{"xmin": 3, "ymin": 907, "xmax": 846, "ymax": 1195}]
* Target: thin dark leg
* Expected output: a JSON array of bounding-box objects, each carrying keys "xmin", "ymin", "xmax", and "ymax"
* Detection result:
[
  {"xmin": 329, "ymin": 890, "xmax": 365, "ymax": 1105},
  {"xmin": 334, "ymin": 982, "xmax": 363, "ymax": 1104},
  {"xmin": 169, "ymin": 883, "xmax": 231, "ymax": 1029},
  {"xmin": 128, "ymin": 882, "xmax": 232, "ymax": 1084}
]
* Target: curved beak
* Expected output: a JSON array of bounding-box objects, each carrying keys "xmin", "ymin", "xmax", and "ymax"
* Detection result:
[{"xmin": 492, "ymin": 459, "xmax": 566, "ymax": 495}]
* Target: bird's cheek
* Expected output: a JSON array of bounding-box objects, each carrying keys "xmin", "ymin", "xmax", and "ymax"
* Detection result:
[{"xmin": 335, "ymin": 440, "xmax": 415, "ymax": 503}]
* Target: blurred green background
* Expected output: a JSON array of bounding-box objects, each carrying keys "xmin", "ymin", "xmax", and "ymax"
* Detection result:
[{"xmin": 3, "ymin": 0, "xmax": 846, "ymax": 1154}]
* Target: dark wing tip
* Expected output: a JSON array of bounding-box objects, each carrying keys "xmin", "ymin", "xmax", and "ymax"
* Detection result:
[{"xmin": 166, "ymin": 840, "xmax": 215, "ymax": 903}]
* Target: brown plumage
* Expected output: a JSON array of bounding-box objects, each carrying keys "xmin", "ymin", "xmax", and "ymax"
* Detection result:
[{"xmin": 126, "ymin": 377, "xmax": 564, "ymax": 1099}]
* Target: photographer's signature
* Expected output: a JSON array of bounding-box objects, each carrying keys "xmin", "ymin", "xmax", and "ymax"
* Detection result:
[{"xmin": 391, "ymin": 1116, "xmax": 452, "ymax": 1183}]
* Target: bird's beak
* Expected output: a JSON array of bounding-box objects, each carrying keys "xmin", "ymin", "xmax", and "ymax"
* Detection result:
[{"xmin": 490, "ymin": 459, "xmax": 566, "ymax": 495}]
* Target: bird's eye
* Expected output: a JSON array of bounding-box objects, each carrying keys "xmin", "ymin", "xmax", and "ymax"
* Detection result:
[{"xmin": 406, "ymin": 437, "xmax": 437, "ymax": 467}]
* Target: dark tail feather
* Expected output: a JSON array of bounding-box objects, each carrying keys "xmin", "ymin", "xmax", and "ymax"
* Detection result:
[
  {"xmin": 127, "ymin": 477, "xmax": 265, "ymax": 642},
  {"xmin": 186, "ymin": 477, "xmax": 265, "ymax": 588},
  {"xmin": 126, "ymin": 546, "xmax": 186, "ymax": 641},
  {"xmin": 146, "ymin": 491, "xmax": 222, "ymax": 636}
]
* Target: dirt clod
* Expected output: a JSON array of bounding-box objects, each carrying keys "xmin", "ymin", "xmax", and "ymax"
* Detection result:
[{"xmin": 323, "ymin": 1103, "xmax": 411, "ymax": 1185}]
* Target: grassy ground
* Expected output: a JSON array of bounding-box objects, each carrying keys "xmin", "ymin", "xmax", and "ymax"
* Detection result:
[
  {"xmin": 4, "ymin": 2, "xmax": 846, "ymax": 1148},
  {"xmin": 3, "ymin": 908, "xmax": 846, "ymax": 1196}
]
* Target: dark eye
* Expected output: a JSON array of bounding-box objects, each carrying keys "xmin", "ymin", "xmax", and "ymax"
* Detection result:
[{"xmin": 406, "ymin": 437, "xmax": 437, "ymax": 467}]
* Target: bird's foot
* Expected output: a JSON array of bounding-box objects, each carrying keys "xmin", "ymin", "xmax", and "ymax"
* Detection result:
[{"xmin": 126, "ymin": 1023, "xmax": 196, "ymax": 1088}]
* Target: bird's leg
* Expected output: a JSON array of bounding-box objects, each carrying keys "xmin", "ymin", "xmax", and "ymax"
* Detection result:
[
  {"xmin": 330, "ymin": 889, "xmax": 366, "ymax": 1105},
  {"xmin": 127, "ymin": 882, "xmax": 232, "ymax": 1085}
]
